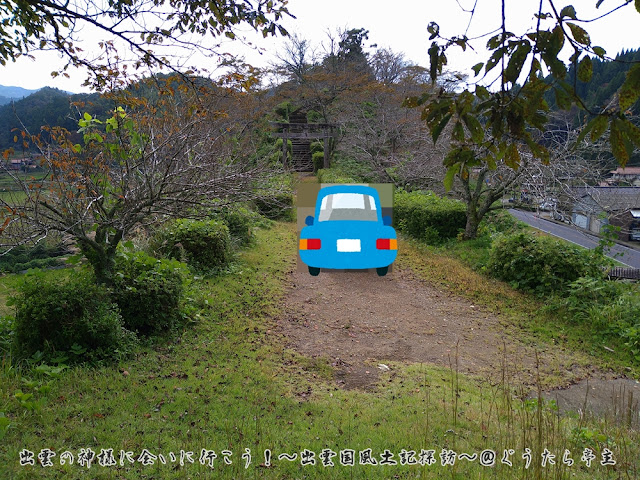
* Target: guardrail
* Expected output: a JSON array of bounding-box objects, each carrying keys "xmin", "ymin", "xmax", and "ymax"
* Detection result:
[{"xmin": 608, "ymin": 267, "xmax": 640, "ymax": 281}]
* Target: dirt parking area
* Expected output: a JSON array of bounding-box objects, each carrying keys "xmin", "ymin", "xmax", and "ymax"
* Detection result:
[{"xmin": 278, "ymin": 266, "xmax": 640, "ymax": 425}]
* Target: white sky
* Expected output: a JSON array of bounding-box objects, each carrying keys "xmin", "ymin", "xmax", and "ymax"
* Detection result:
[{"xmin": 0, "ymin": 0, "xmax": 639, "ymax": 93}]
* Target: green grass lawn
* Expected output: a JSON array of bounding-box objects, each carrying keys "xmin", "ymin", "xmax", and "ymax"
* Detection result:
[
  {"xmin": 0, "ymin": 171, "xmax": 48, "ymax": 206},
  {"xmin": 1, "ymin": 222, "xmax": 638, "ymax": 479}
]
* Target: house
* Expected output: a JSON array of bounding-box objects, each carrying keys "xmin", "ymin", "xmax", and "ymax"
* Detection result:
[
  {"xmin": 604, "ymin": 167, "xmax": 640, "ymax": 186},
  {"xmin": 5, "ymin": 157, "xmax": 35, "ymax": 171},
  {"xmin": 571, "ymin": 186, "xmax": 640, "ymax": 241}
]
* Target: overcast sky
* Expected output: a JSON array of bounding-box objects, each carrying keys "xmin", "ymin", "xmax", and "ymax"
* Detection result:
[{"xmin": 1, "ymin": 0, "xmax": 639, "ymax": 93}]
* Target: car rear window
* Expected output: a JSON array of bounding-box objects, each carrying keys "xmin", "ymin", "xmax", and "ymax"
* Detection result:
[{"xmin": 318, "ymin": 193, "xmax": 378, "ymax": 221}]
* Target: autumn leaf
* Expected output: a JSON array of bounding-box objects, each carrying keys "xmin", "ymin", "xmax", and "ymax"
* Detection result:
[
  {"xmin": 567, "ymin": 23, "xmax": 590, "ymax": 46},
  {"xmin": 577, "ymin": 56, "xmax": 593, "ymax": 82},
  {"xmin": 619, "ymin": 64, "xmax": 640, "ymax": 110},
  {"xmin": 610, "ymin": 118, "xmax": 629, "ymax": 166},
  {"xmin": 505, "ymin": 143, "xmax": 521, "ymax": 169}
]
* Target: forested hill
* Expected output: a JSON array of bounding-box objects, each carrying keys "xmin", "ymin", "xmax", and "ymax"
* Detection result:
[
  {"xmin": 1, "ymin": 49, "xmax": 639, "ymax": 153},
  {"xmin": 546, "ymin": 48, "xmax": 640, "ymax": 115},
  {"xmin": 0, "ymin": 85, "xmax": 39, "ymax": 106},
  {"xmin": 577, "ymin": 49, "xmax": 640, "ymax": 112},
  {"xmin": 0, "ymin": 75, "xmax": 214, "ymax": 152},
  {"xmin": 0, "ymin": 87, "xmax": 111, "ymax": 152}
]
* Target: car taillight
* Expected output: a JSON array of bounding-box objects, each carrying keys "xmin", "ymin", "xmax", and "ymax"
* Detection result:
[
  {"xmin": 376, "ymin": 238, "xmax": 397, "ymax": 250},
  {"xmin": 300, "ymin": 238, "xmax": 321, "ymax": 250}
]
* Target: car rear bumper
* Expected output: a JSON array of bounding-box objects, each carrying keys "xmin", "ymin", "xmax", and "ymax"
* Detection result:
[{"xmin": 299, "ymin": 249, "xmax": 397, "ymax": 269}]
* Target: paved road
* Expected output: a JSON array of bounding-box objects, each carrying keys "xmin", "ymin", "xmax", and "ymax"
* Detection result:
[{"xmin": 508, "ymin": 209, "xmax": 640, "ymax": 268}]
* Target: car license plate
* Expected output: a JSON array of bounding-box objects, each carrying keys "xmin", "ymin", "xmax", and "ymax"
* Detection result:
[{"xmin": 337, "ymin": 239, "xmax": 361, "ymax": 252}]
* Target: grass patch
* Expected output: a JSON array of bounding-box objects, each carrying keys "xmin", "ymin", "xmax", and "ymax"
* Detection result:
[
  {"xmin": 1, "ymin": 222, "xmax": 639, "ymax": 478},
  {"xmin": 396, "ymin": 236, "xmax": 536, "ymax": 318},
  {"xmin": 396, "ymin": 230, "xmax": 640, "ymax": 379}
]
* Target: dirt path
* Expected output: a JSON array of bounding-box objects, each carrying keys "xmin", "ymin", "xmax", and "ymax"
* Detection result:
[{"xmin": 278, "ymin": 264, "xmax": 640, "ymax": 424}]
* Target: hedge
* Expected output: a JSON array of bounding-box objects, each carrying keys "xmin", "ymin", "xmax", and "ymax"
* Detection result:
[
  {"xmin": 316, "ymin": 168, "xmax": 356, "ymax": 184},
  {"xmin": 112, "ymin": 250, "xmax": 189, "ymax": 335},
  {"xmin": 11, "ymin": 271, "xmax": 138, "ymax": 362},
  {"xmin": 487, "ymin": 231, "xmax": 607, "ymax": 295},
  {"xmin": 152, "ymin": 219, "xmax": 231, "ymax": 272},
  {"xmin": 393, "ymin": 190, "xmax": 467, "ymax": 243}
]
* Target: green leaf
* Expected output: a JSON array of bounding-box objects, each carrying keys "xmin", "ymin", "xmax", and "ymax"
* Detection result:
[
  {"xmin": 610, "ymin": 118, "xmax": 629, "ymax": 166},
  {"xmin": 567, "ymin": 23, "xmax": 590, "ymax": 46},
  {"xmin": 83, "ymin": 112, "xmax": 91, "ymax": 121},
  {"xmin": 486, "ymin": 34, "xmax": 502, "ymax": 50},
  {"xmin": 577, "ymin": 56, "xmax": 593, "ymax": 82},
  {"xmin": 505, "ymin": 42, "xmax": 532, "ymax": 84},
  {"xmin": 462, "ymin": 114, "xmax": 484, "ymax": 143},
  {"xmin": 427, "ymin": 22, "xmax": 440, "ymax": 40},
  {"xmin": 505, "ymin": 143, "xmax": 521, "ymax": 170},
  {"xmin": 443, "ymin": 165, "xmax": 457, "ymax": 191},
  {"xmin": 554, "ymin": 86, "xmax": 572, "ymax": 110},
  {"xmin": 485, "ymin": 47, "xmax": 505, "ymax": 74},
  {"xmin": 431, "ymin": 113, "xmax": 452, "ymax": 144},
  {"xmin": 618, "ymin": 117, "xmax": 640, "ymax": 147},
  {"xmin": 484, "ymin": 154, "xmax": 497, "ymax": 170},
  {"xmin": 636, "ymin": 0, "xmax": 640, "ymax": 13},
  {"xmin": 472, "ymin": 62, "xmax": 484, "ymax": 76},
  {"xmin": 550, "ymin": 25, "xmax": 565, "ymax": 54},
  {"xmin": 590, "ymin": 115, "xmax": 609, "ymax": 142},
  {"xmin": 619, "ymin": 64, "xmax": 640, "ymax": 110},
  {"xmin": 593, "ymin": 46, "xmax": 606, "ymax": 58},
  {"xmin": 475, "ymin": 85, "xmax": 490, "ymax": 99},
  {"xmin": 455, "ymin": 38, "xmax": 467, "ymax": 51},
  {"xmin": 560, "ymin": 5, "xmax": 577, "ymax": 19},
  {"xmin": 526, "ymin": 139, "xmax": 550, "ymax": 165},
  {"xmin": 428, "ymin": 42, "xmax": 440, "ymax": 83},
  {"xmin": 575, "ymin": 114, "xmax": 608, "ymax": 146},
  {"xmin": 452, "ymin": 121, "xmax": 464, "ymax": 142}
]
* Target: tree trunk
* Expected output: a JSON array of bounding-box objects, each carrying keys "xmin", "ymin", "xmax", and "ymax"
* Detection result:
[
  {"xmin": 77, "ymin": 227, "xmax": 123, "ymax": 286},
  {"xmin": 463, "ymin": 212, "xmax": 480, "ymax": 240}
]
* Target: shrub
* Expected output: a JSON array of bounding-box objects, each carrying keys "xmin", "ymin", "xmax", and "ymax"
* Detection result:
[
  {"xmin": 210, "ymin": 204, "xmax": 273, "ymax": 247},
  {"xmin": 479, "ymin": 210, "xmax": 526, "ymax": 236},
  {"xmin": 551, "ymin": 278, "xmax": 640, "ymax": 361},
  {"xmin": 331, "ymin": 155, "xmax": 379, "ymax": 183},
  {"xmin": 11, "ymin": 271, "xmax": 137, "ymax": 362},
  {"xmin": 253, "ymin": 174, "xmax": 294, "ymax": 221},
  {"xmin": 153, "ymin": 219, "xmax": 231, "ymax": 272},
  {"xmin": 273, "ymin": 138, "xmax": 292, "ymax": 163},
  {"xmin": 316, "ymin": 168, "xmax": 356, "ymax": 184},
  {"xmin": 112, "ymin": 250, "xmax": 189, "ymax": 335},
  {"xmin": 253, "ymin": 193, "xmax": 294, "ymax": 221},
  {"xmin": 312, "ymin": 151, "xmax": 325, "ymax": 173},
  {"xmin": 487, "ymin": 232, "xmax": 606, "ymax": 295},
  {"xmin": 211, "ymin": 205, "xmax": 254, "ymax": 246},
  {"xmin": 307, "ymin": 110, "xmax": 323, "ymax": 123},
  {"xmin": 394, "ymin": 190, "xmax": 467, "ymax": 243},
  {"xmin": 310, "ymin": 141, "xmax": 324, "ymax": 155},
  {"xmin": 0, "ymin": 242, "xmax": 70, "ymax": 273},
  {"xmin": 0, "ymin": 315, "xmax": 15, "ymax": 357}
]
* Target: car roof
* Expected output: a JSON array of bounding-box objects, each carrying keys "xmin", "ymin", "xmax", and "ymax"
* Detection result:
[{"xmin": 316, "ymin": 185, "xmax": 380, "ymax": 199}]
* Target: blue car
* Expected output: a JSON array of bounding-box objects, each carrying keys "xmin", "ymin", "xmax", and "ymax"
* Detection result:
[{"xmin": 299, "ymin": 185, "xmax": 397, "ymax": 276}]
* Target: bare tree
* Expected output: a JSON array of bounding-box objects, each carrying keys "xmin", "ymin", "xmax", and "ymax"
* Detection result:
[
  {"xmin": 520, "ymin": 113, "xmax": 640, "ymax": 238},
  {"xmin": 370, "ymin": 48, "xmax": 409, "ymax": 85},
  {"xmin": 273, "ymin": 34, "xmax": 318, "ymax": 85},
  {"xmin": 1, "ymin": 1, "xmax": 291, "ymax": 89},
  {"xmin": 337, "ymin": 80, "xmax": 426, "ymax": 184},
  {"xmin": 0, "ymin": 79, "xmax": 288, "ymax": 284}
]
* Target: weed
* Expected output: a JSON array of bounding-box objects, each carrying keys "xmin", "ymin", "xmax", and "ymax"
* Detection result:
[{"xmin": 0, "ymin": 223, "xmax": 638, "ymax": 479}]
